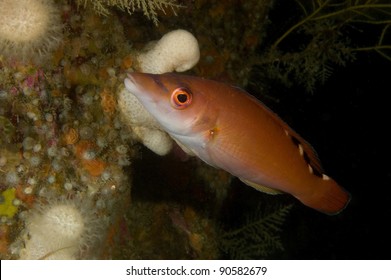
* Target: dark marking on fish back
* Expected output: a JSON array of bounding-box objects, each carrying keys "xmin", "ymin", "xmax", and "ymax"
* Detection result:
[
  {"xmin": 287, "ymin": 131, "xmax": 323, "ymax": 178},
  {"xmin": 151, "ymin": 75, "xmax": 169, "ymax": 93}
]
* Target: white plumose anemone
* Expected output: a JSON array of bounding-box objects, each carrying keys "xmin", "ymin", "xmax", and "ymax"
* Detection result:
[
  {"xmin": 18, "ymin": 197, "xmax": 104, "ymax": 259},
  {"xmin": 0, "ymin": 0, "xmax": 63, "ymax": 63}
]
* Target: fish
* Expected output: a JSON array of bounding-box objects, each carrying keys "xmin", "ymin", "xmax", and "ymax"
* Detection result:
[{"xmin": 124, "ymin": 72, "xmax": 350, "ymax": 214}]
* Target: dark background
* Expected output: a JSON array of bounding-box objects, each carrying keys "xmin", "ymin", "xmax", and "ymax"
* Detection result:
[
  {"xmin": 245, "ymin": 0, "xmax": 391, "ymax": 259},
  {"xmin": 278, "ymin": 53, "xmax": 391, "ymax": 259}
]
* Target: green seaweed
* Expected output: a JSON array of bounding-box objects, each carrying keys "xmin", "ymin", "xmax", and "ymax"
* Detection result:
[{"xmin": 219, "ymin": 204, "xmax": 293, "ymax": 259}]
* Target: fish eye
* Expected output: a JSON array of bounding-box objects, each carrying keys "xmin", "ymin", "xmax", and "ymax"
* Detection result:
[{"xmin": 170, "ymin": 87, "xmax": 192, "ymax": 109}]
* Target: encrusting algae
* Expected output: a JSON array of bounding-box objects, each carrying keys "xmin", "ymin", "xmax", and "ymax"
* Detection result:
[{"xmin": 0, "ymin": 189, "xmax": 18, "ymax": 219}]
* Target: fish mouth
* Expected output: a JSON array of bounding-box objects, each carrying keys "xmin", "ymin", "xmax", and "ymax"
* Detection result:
[
  {"xmin": 124, "ymin": 73, "xmax": 157, "ymax": 109},
  {"xmin": 124, "ymin": 73, "xmax": 141, "ymax": 94}
]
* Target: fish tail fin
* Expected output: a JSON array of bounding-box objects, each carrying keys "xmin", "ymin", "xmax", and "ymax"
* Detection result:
[{"xmin": 300, "ymin": 177, "xmax": 351, "ymax": 215}]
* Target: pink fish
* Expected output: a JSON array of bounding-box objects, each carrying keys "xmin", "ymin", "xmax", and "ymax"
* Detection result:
[{"xmin": 124, "ymin": 73, "xmax": 350, "ymax": 214}]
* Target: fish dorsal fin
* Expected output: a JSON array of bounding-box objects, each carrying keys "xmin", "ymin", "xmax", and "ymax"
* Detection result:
[
  {"xmin": 240, "ymin": 178, "xmax": 283, "ymax": 195},
  {"xmin": 283, "ymin": 128, "xmax": 324, "ymax": 177},
  {"xmin": 253, "ymin": 96, "xmax": 324, "ymax": 176}
]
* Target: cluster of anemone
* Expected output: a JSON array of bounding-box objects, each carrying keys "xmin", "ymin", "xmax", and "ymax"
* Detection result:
[
  {"xmin": 0, "ymin": 0, "xmax": 201, "ymax": 259},
  {"xmin": 0, "ymin": 3, "xmax": 135, "ymax": 259}
]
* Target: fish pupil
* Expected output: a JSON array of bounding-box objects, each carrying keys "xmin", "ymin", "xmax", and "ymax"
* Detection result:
[{"xmin": 177, "ymin": 93, "xmax": 188, "ymax": 103}]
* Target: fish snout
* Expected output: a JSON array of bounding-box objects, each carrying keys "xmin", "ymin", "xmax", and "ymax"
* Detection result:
[{"xmin": 124, "ymin": 73, "xmax": 140, "ymax": 93}]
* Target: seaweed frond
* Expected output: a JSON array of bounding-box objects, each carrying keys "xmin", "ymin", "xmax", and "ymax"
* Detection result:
[
  {"xmin": 272, "ymin": 0, "xmax": 391, "ymax": 51},
  {"xmin": 254, "ymin": 0, "xmax": 391, "ymax": 92},
  {"xmin": 219, "ymin": 204, "xmax": 293, "ymax": 259},
  {"xmin": 77, "ymin": 0, "xmax": 183, "ymax": 26}
]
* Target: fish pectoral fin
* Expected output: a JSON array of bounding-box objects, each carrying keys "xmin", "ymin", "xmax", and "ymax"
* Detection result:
[
  {"xmin": 173, "ymin": 139, "xmax": 196, "ymax": 156},
  {"xmin": 239, "ymin": 178, "xmax": 283, "ymax": 195}
]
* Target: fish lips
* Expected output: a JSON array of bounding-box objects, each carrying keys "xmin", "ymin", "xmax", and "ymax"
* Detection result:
[
  {"xmin": 124, "ymin": 73, "xmax": 155, "ymax": 105},
  {"xmin": 124, "ymin": 74, "xmax": 141, "ymax": 95}
]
